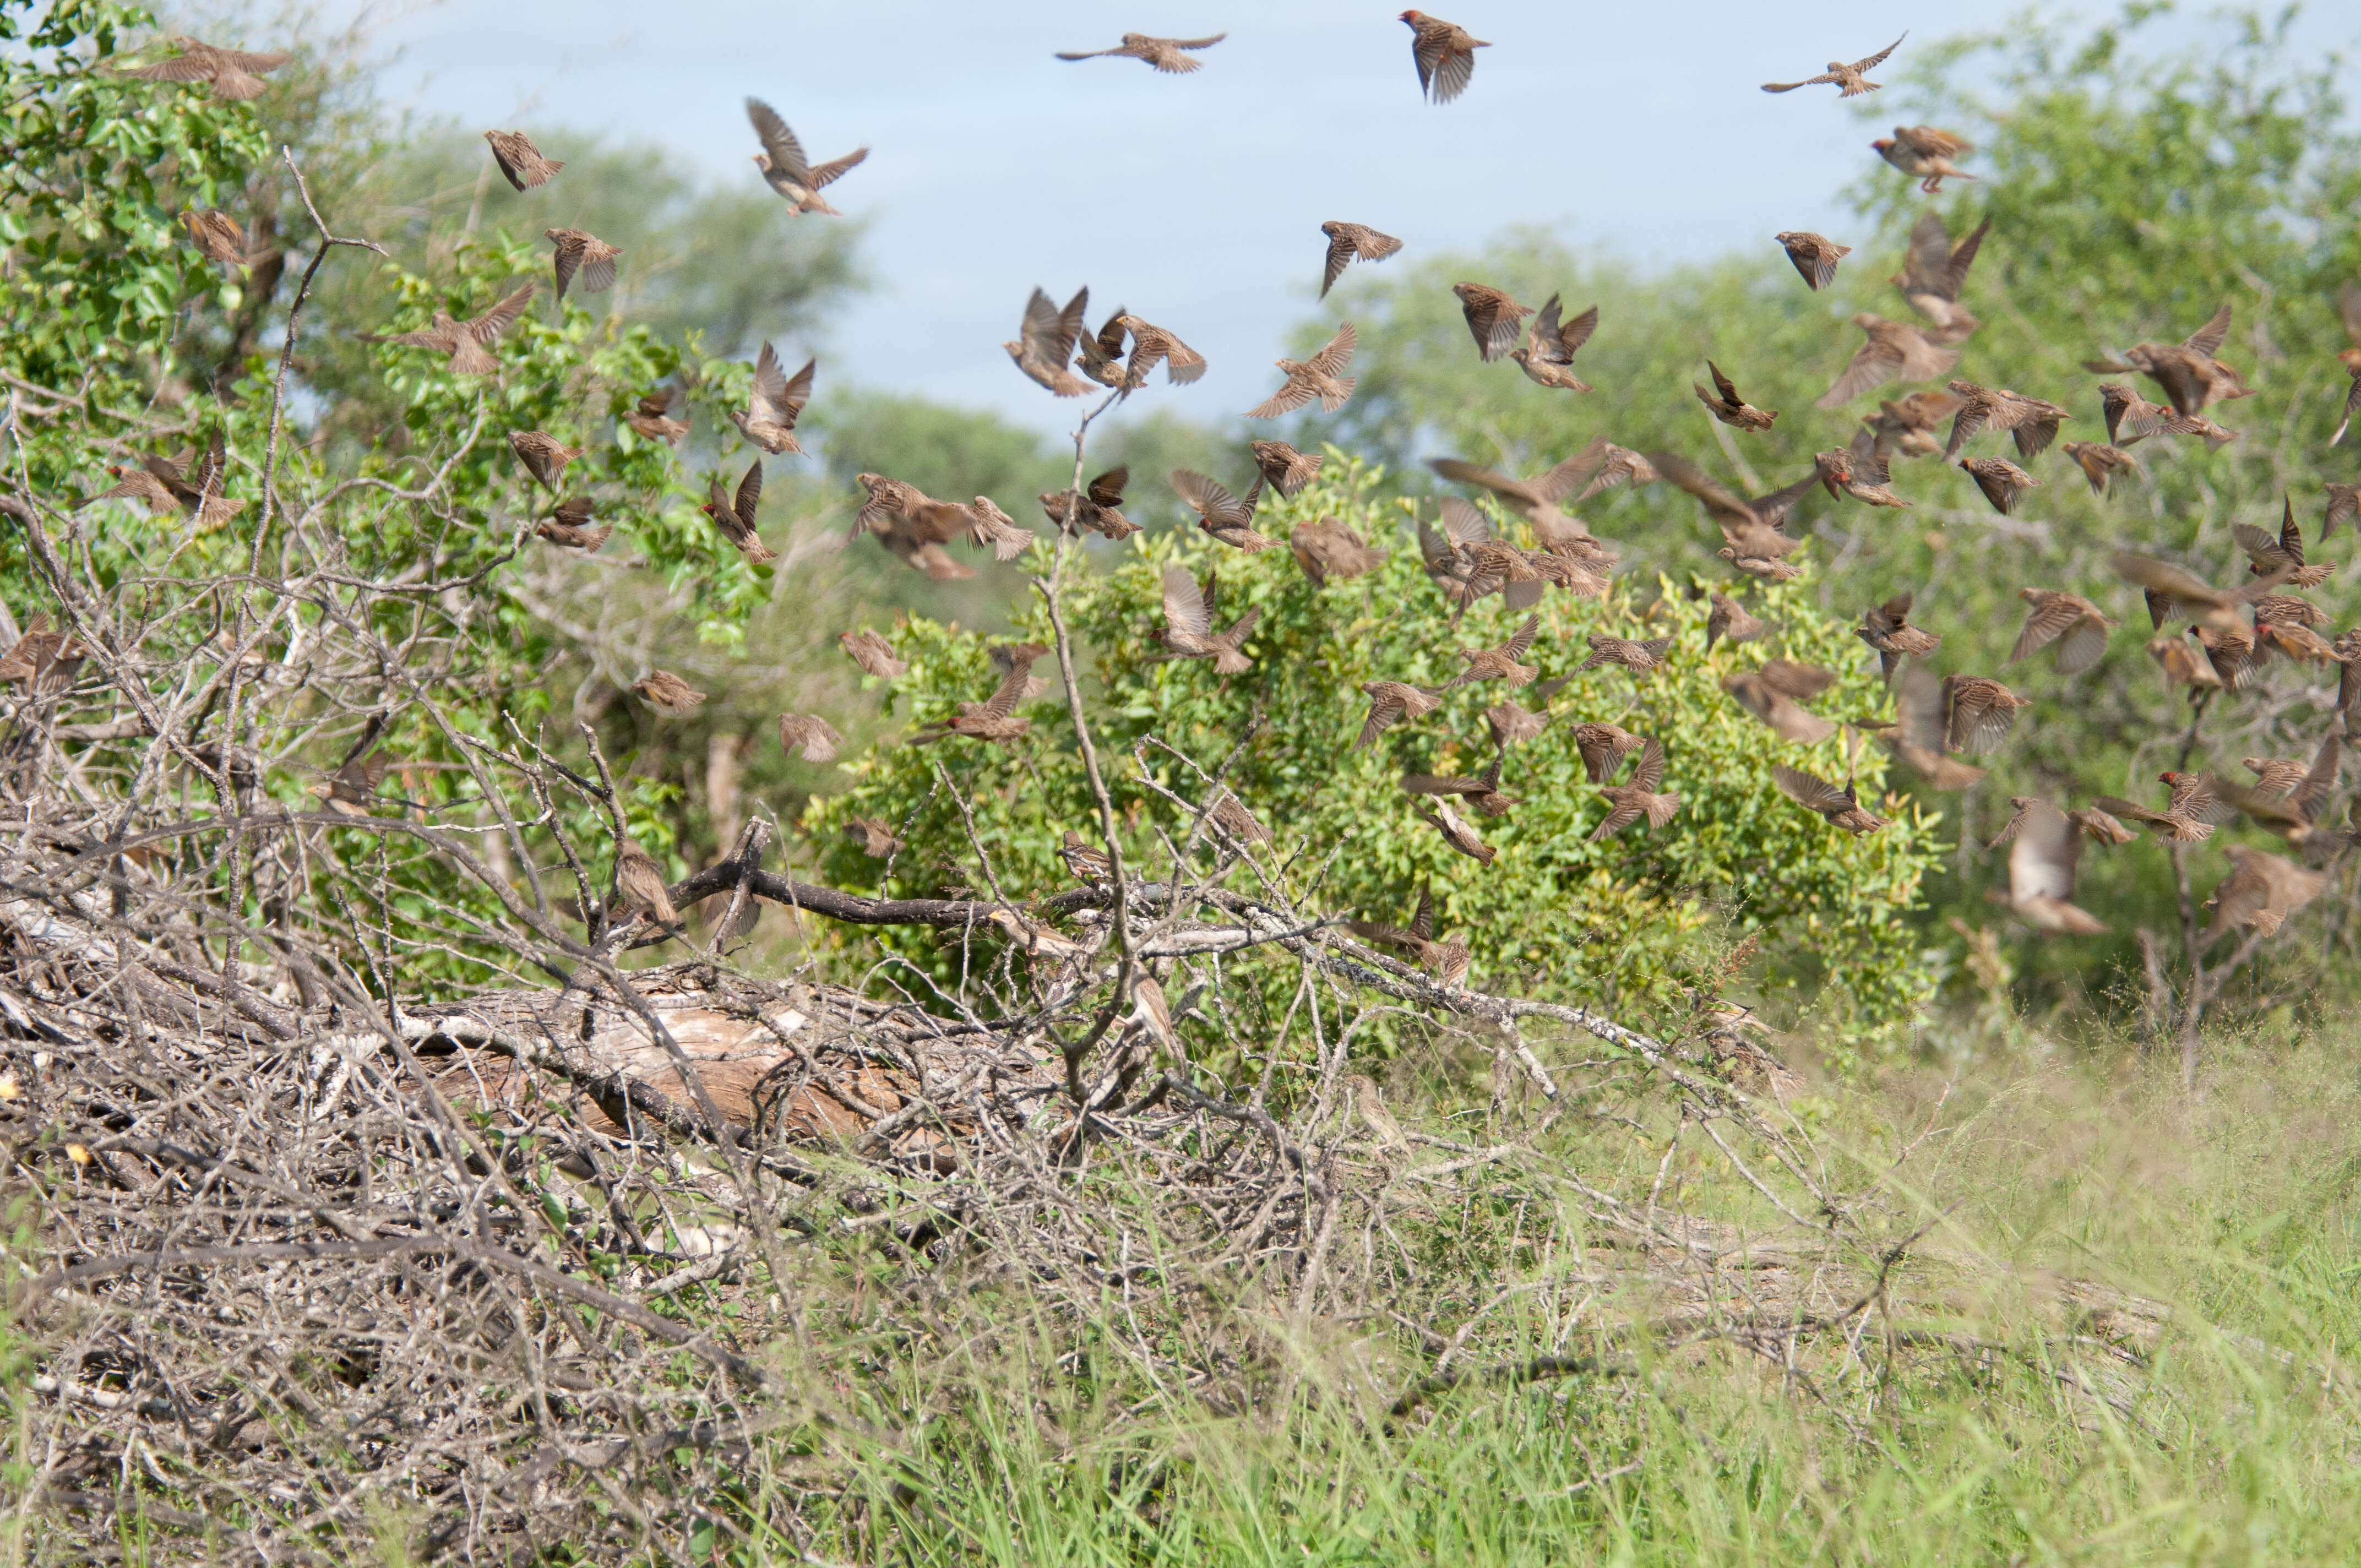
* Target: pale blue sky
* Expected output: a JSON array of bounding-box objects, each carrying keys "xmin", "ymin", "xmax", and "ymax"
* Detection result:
[{"xmin": 320, "ymin": 1, "xmax": 2351, "ymax": 433}]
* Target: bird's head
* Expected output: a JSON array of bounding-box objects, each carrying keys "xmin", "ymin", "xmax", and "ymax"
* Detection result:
[
  {"xmin": 541, "ymin": 226, "xmax": 562, "ymax": 243},
  {"xmin": 1400, "ymin": 10, "xmax": 1424, "ymax": 23},
  {"xmin": 1849, "ymin": 312, "xmax": 1881, "ymax": 330},
  {"xmin": 856, "ymin": 472, "xmax": 885, "ymax": 491},
  {"xmin": 1870, "ymin": 137, "xmax": 1896, "ymax": 156},
  {"xmin": 1506, "ymin": 347, "xmax": 1530, "ymax": 365},
  {"xmin": 750, "ymin": 152, "xmax": 771, "ymax": 172}
]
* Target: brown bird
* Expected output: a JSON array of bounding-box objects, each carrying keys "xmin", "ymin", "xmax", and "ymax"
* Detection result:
[
  {"xmin": 2233, "ymin": 499, "xmax": 2333, "ymax": 589},
  {"xmin": 1486, "ymin": 696, "xmax": 1559, "ymax": 750},
  {"xmin": 1762, "ymin": 33, "xmax": 1904, "ymax": 95},
  {"xmin": 1775, "ymin": 764, "xmax": 1886, "ymax": 834},
  {"xmin": 1006, "ymin": 286, "xmax": 1092, "ymax": 397},
  {"xmin": 357, "ymin": 283, "xmax": 535, "ymax": 375},
  {"xmin": 1819, "ymin": 314, "xmax": 1959, "ymax": 408},
  {"xmin": 113, "ymin": 36, "xmax": 289, "ymax": 99},
  {"xmin": 1041, "ymin": 467, "xmax": 1138, "ymax": 540},
  {"xmin": 840, "ymin": 629, "xmax": 905, "ymax": 682},
  {"xmin": 2239, "ymin": 739, "xmax": 2330, "ymax": 802},
  {"xmin": 1881, "ymin": 665, "xmax": 1986, "ymax": 789},
  {"xmin": 989, "ymin": 641, "xmax": 1055, "ymax": 706},
  {"xmin": 311, "ymin": 748, "xmax": 413, "ymax": 819},
  {"xmin": 1566, "ymin": 721, "xmax": 1642, "ymax": 784},
  {"xmin": 1873, "ymin": 125, "xmax": 1976, "ymax": 193},
  {"xmin": 1648, "ymin": 450, "xmax": 1793, "ymax": 544},
  {"xmin": 2110, "ymin": 552, "xmax": 2281, "ymax": 632},
  {"xmin": 1291, "ymin": 516, "xmax": 1388, "ymax": 587},
  {"xmin": 965, "ymin": 497, "xmax": 1035, "ymax": 562},
  {"xmin": 534, "ymin": 496, "xmax": 611, "ymax": 552},
  {"xmin": 1169, "ymin": 470, "xmax": 1276, "ymax": 551},
  {"xmin": 1401, "ymin": 752, "xmax": 1520, "ymax": 819},
  {"xmin": 1707, "ymin": 592, "xmax": 1769, "ymax": 651},
  {"xmin": 2061, "ymin": 440, "xmax": 2139, "ymax": 494},
  {"xmin": 543, "ymin": 227, "xmax": 620, "ymax": 301},
  {"xmin": 1115, "ymin": 314, "xmax": 1206, "ymax": 388},
  {"xmin": 1723, "ymin": 668, "xmax": 1837, "ymax": 745},
  {"xmin": 1942, "ymin": 676, "xmax": 2030, "ymax": 755},
  {"xmin": 1402, "ymin": 10, "xmax": 1488, "ymax": 103},
  {"xmin": 2202, "ymin": 845, "xmax": 2327, "ymax": 945},
  {"xmin": 731, "ymin": 342, "xmax": 813, "ymax": 455},
  {"xmin": 2097, "ymin": 382, "xmax": 2235, "ymax": 449},
  {"xmin": 1814, "ymin": 447, "xmax": 1912, "ymax": 509},
  {"xmin": 2083, "ymin": 303, "xmax": 2253, "ymax": 417},
  {"xmin": 1074, "ymin": 306, "xmax": 1133, "ymax": 389},
  {"xmin": 1568, "ymin": 440, "xmax": 1661, "ymax": 504},
  {"xmin": 1959, "ymin": 455, "xmax": 2040, "ymax": 515},
  {"xmin": 1350, "ymin": 883, "xmax": 1471, "ymax": 989},
  {"xmin": 1856, "ymin": 390, "xmax": 1967, "ymax": 462},
  {"xmin": 745, "ymin": 98, "xmax": 868, "ymax": 215},
  {"xmin": 1576, "ymin": 632, "xmax": 1673, "ymax": 678},
  {"xmin": 1776, "ymin": 231, "xmax": 1851, "ymax": 291},
  {"xmin": 2186, "ymin": 623, "xmax": 2260, "ymax": 690},
  {"xmin": 854, "ymin": 475, "xmax": 979, "ymax": 580},
  {"xmin": 1415, "ymin": 798, "xmax": 1497, "ymax": 864},
  {"xmin": 1892, "ymin": 211, "xmax": 1990, "ymax": 339},
  {"xmin": 1510, "ymin": 294, "xmax": 1600, "ymax": 391},
  {"xmin": 1444, "ymin": 615, "xmax": 1542, "ymax": 690},
  {"xmin": 1054, "ymin": 31, "xmax": 1225, "ymax": 70},
  {"xmin": 2336, "ymin": 282, "xmax": 2361, "ymax": 444},
  {"xmin": 482, "ymin": 129, "xmax": 563, "ymax": 190},
  {"xmin": 1857, "ymin": 592, "xmax": 1941, "ymax": 681},
  {"xmin": 1320, "ymin": 221, "xmax": 1403, "ymax": 298},
  {"xmin": 1151, "ymin": 565, "xmax": 1260, "ymax": 675},
  {"xmin": 1987, "ymin": 798, "xmax": 2109, "ymax": 934},
  {"xmin": 0, "ymin": 615, "xmax": 84, "ymax": 701},
  {"xmin": 1356, "ymin": 680, "xmax": 1444, "ymax": 750},
  {"xmin": 1058, "ymin": 830, "xmax": 1114, "ymax": 886},
  {"xmin": 845, "ymin": 816, "xmax": 903, "ymax": 858},
  {"xmin": 2010, "ymin": 589, "xmax": 2115, "ymax": 675},
  {"xmin": 1428, "ymin": 449, "xmax": 1598, "ymax": 546},
  {"xmin": 1250, "ymin": 440, "xmax": 1324, "ymax": 499},
  {"xmin": 2222, "ymin": 738, "xmax": 2345, "ymax": 851},
  {"xmin": 1943, "ymin": 381, "xmax": 2070, "ymax": 461},
  {"xmin": 632, "ymin": 671, "xmax": 706, "ymax": 715},
  {"xmin": 914, "ymin": 652, "xmax": 1041, "ymax": 746},
  {"xmin": 2325, "ymin": 482, "xmax": 2360, "ymax": 538},
  {"xmin": 80, "ymin": 435, "xmax": 243, "ymax": 526},
  {"xmin": 701, "ymin": 461, "xmax": 776, "ymax": 564},
  {"xmin": 779, "ymin": 713, "xmax": 843, "ymax": 763},
  {"xmin": 1249, "ymin": 323, "xmax": 1357, "ymax": 417},
  {"xmin": 613, "ymin": 840, "xmax": 676, "ymax": 925},
  {"xmin": 508, "ymin": 429, "xmax": 581, "ymax": 490},
  {"xmin": 1452, "ymin": 282, "xmax": 1532, "ymax": 363},
  {"xmin": 1591, "ymin": 737, "xmax": 1682, "ymax": 840},
  {"xmin": 1209, "ymin": 794, "xmax": 1271, "ymax": 846},
  {"xmin": 2096, "ymin": 771, "xmax": 2234, "ymax": 843},
  {"xmin": 625, "ymin": 385, "xmax": 688, "ymax": 445},
  {"xmin": 1695, "ymin": 361, "xmax": 1777, "ymax": 432},
  {"xmin": 178, "ymin": 209, "xmax": 255, "ymax": 269},
  {"xmin": 1430, "ymin": 501, "xmax": 1543, "ymax": 614}
]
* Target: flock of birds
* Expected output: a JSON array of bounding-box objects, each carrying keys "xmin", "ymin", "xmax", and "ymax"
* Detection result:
[{"xmin": 45, "ymin": 23, "xmax": 2361, "ymax": 961}]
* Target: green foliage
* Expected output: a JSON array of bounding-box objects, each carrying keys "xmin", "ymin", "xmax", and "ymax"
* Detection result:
[{"xmin": 803, "ymin": 455, "xmax": 1946, "ymax": 1039}]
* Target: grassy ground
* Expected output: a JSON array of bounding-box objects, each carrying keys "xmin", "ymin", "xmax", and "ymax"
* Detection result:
[{"xmin": 733, "ymin": 1030, "xmax": 2361, "ymax": 1567}]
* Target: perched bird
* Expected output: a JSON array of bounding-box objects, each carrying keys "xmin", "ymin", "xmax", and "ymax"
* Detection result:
[
  {"xmin": 1452, "ymin": 282, "xmax": 1533, "ymax": 363},
  {"xmin": 179, "ymin": 209, "xmax": 256, "ymax": 269},
  {"xmin": 1776, "ymin": 231, "xmax": 1851, "ymax": 292},
  {"xmin": 840, "ymin": 629, "xmax": 905, "ymax": 681},
  {"xmin": 1290, "ymin": 516, "xmax": 1389, "ymax": 587},
  {"xmin": 2083, "ymin": 303, "xmax": 2253, "ymax": 417},
  {"xmin": 483, "ymin": 129, "xmax": 563, "ymax": 190},
  {"xmin": 1762, "ymin": 33, "xmax": 1904, "ymax": 95},
  {"xmin": 2233, "ymin": 499, "xmax": 2333, "ymax": 589},
  {"xmin": 1249, "ymin": 440, "xmax": 1324, "ymax": 499},
  {"xmin": 1942, "ymin": 675, "xmax": 2030, "ymax": 755},
  {"xmin": 965, "ymin": 498, "xmax": 1035, "ymax": 562},
  {"xmin": 1592, "ymin": 737, "xmax": 1682, "ymax": 841},
  {"xmin": 1415, "ymin": 798, "xmax": 1497, "ymax": 865},
  {"xmin": 1058, "ymin": 831, "xmax": 1114, "ymax": 885},
  {"xmin": 613, "ymin": 840, "xmax": 677, "ymax": 924},
  {"xmin": 112, "ymin": 36, "xmax": 289, "ymax": 99},
  {"xmin": 2097, "ymin": 382, "xmax": 2235, "ymax": 449},
  {"xmin": 701, "ymin": 461, "xmax": 776, "ymax": 565},
  {"xmin": 1856, "ymin": 390, "xmax": 1966, "ymax": 462},
  {"xmin": 1444, "ymin": 614, "xmax": 1542, "ymax": 691},
  {"xmin": 2096, "ymin": 771, "xmax": 2234, "ymax": 843},
  {"xmin": 1945, "ymin": 382, "xmax": 2070, "ymax": 462},
  {"xmin": 1115, "ymin": 314, "xmax": 1206, "ymax": 388},
  {"xmin": 1169, "ymin": 470, "xmax": 1276, "ymax": 551},
  {"xmin": 625, "ymin": 385, "xmax": 689, "ymax": 445},
  {"xmin": 913, "ymin": 652, "xmax": 1042, "ymax": 746},
  {"xmin": 1819, "ymin": 314, "xmax": 1959, "ymax": 408},
  {"xmin": 1510, "ymin": 294, "xmax": 1600, "ymax": 391},
  {"xmin": 2010, "ymin": 589, "xmax": 2115, "ymax": 675},
  {"xmin": 1569, "ymin": 721, "xmax": 1645, "ymax": 784},
  {"xmin": 1724, "ymin": 668, "xmax": 1837, "ymax": 745},
  {"xmin": 1319, "ymin": 221, "xmax": 1403, "ymax": 298},
  {"xmin": 745, "ymin": 98, "xmax": 868, "ymax": 215},
  {"xmin": 1401, "ymin": 752, "xmax": 1520, "ymax": 818},
  {"xmin": 1695, "ymin": 361, "xmax": 1777, "ymax": 431},
  {"xmin": 1041, "ymin": 467, "xmax": 1138, "ymax": 540},
  {"xmin": 1707, "ymin": 593, "xmax": 1768, "ymax": 652},
  {"xmin": 779, "ymin": 713, "xmax": 844, "ymax": 763},
  {"xmin": 1892, "ymin": 211, "xmax": 1989, "ymax": 339},
  {"xmin": 2201, "ymin": 845, "xmax": 2327, "ymax": 945},
  {"xmin": 534, "ymin": 496, "xmax": 611, "ymax": 552},
  {"xmin": 1814, "ymin": 447, "xmax": 1912, "ymax": 509},
  {"xmin": 1873, "ymin": 126, "xmax": 1976, "ymax": 193},
  {"xmin": 1350, "ymin": 883, "xmax": 1471, "ymax": 987},
  {"xmin": 1576, "ymin": 632, "xmax": 1673, "ymax": 678},
  {"xmin": 1774, "ymin": 764, "xmax": 1886, "ymax": 834},
  {"xmin": 1151, "ymin": 565, "xmax": 1260, "ymax": 675},
  {"xmin": 632, "ymin": 671, "xmax": 706, "ymax": 715},
  {"xmin": 1249, "ymin": 323, "xmax": 1358, "ymax": 417},
  {"xmin": 357, "ymin": 282, "xmax": 534, "ymax": 375},
  {"xmin": 542, "ymin": 227, "xmax": 619, "ymax": 301},
  {"xmin": 1987, "ymin": 798, "xmax": 2109, "ymax": 934},
  {"xmin": 1960, "ymin": 455, "xmax": 2041, "ymax": 515},
  {"xmin": 731, "ymin": 342, "xmax": 814, "ymax": 455},
  {"xmin": 1356, "ymin": 680, "xmax": 1443, "ymax": 750},
  {"xmin": 845, "ymin": 817, "xmax": 903, "ymax": 858},
  {"xmin": 1401, "ymin": 10, "xmax": 1488, "ymax": 104},
  {"xmin": 1857, "ymin": 592, "xmax": 1941, "ymax": 681},
  {"xmin": 2061, "ymin": 440, "xmax": 2139, "ymax": 494},
  {"xmin": 1881, "ymin": 665, "xmax": 1986, "ymax": 788},
  {"xmin": 1005, "ymin": 286, "xmax": 1092, "ymax": 398},
  {"xmin": 507, "ymin": 429, "xmax": 581, "ymax": 490},
  {"xmin": 1209, "ymin": 794, "xmax": 1270, "ymax": 846},
  {"xmin": 1054, "ymin": 31, "xmax": 1225, "ymax": 71}
]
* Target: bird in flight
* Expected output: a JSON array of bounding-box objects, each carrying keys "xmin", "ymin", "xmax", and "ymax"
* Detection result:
[
  {"xmin": 1055, "ymin": 32, "xmax": 1227, "ymax": 72},
  {"xmin": 1762, "ymin": 34, "xmax": 1905, "ymax": 96},
  {"xmin": 1401, "ymin": 12, "xmax": 1489, "ymax": 104}
]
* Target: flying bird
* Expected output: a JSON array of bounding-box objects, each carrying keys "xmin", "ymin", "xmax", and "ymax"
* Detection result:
[
  {"xmin": 113, "ymin": 36, "xmax": 289, "ymax": 99},
  {"xmin": 1401, "ymin": 11, "xmax": 1488, "ymax": 104},
  {"xmin": 533, "ymin": 496, "xmax": 610, "ymax": 552},
  {"xmin": 1114, "ymin": 314, "xmax": 1206, "ymax": 388},
  {"xmin": 2097, "ymin": 773, "xmax": 2235, "ymax": 844},
  {"xmin": 731, "ymin": 342, "xmax": 814, "ymax": 455},
  {"xmin": 1054, "ymin": 32, "xmax": 1226, "ymax": 71},
  {"xmin": 2232, "ymin": 499, "xmax": 2332, "ymax": 588},
  {"xmin": 1987, "ymin": 798, "xmax": 2110, "ymax": 934},
  {"xmin": 701, "ymin": 461, "xmax": 775, "ymax": 564},
  {"xmin": 1776, "ymin": 231, "xmax": 1851, "ymax": 291},
  {"xmin": 1723, "ymin": 668, "xmax": 1837, "ymax": 745},
  {"xmin": 2335, "ymin": 281, "xmax": 2361, "ymax": 444},
  {"xmin": 1452, "ymin": 282, "xmax": 1532, "ymax": 363},
  {"xmin": 632, "ymin": 671, "xmax": 706, "ymax": 715},
  {"xmin": 965, "ymin": 498, "xmax": 1034, "ymax": 562},
  {"xmin": 1401, "ymin": 752, "xmax": 1521, "ymax": 818},
  {"xmin": 2009, "ymin": 589, "xmax": 2115, "ymax": 675},
  {"xmin": 1416, "ymin": 798, "xmax": 1497, "ymax": 865},
  {"xmin": 1006, "ymin": 286, "xmax": 1092, "ymax": 397},
  {"xmin": 1762, "ymin": 34, "xmax": 1904, "ymax": 95},
  {"xmin": 1857, "ymin": 592, "xmax": 1941, "ymax": 681},
  {"xmin": 1169, "ymin": 470, "xmax": 1276, "ymax": 551},
  {"xmin": 1959, "ymin": 455, "xmax": 2040, "ymax": 515},
  {"xmin": 1348, "ymin": 883, "xmax": 1471, "ymax": 987},
  {"xmin": 913, "ymin": 652, "xmax": 1042, "ymax": 746},
  {"xmin": 507, "ymin": 429, "xmax": 581, "ymax": 490},
  {"xmin": 1873, "ymin": 126, "xmax": 1976, "ymax": 193},
  {"xmin": 779, "ymin": 714, "xmax": 844, "ymax": 763},
  {"xmin": 2060, "ymin": 440, "xmax": 2139, "ymax": 494},
  {"xmin": 1855, "ymin": 390, "xmax": 1967, "ymax": 462},
  {"xmin": 1944, "ymin": 382, "xmax": 2070, "ymax": 461},
  {"xmin": 1356, "ymin": 680, "xmax": 1443, "ymax": 750},
  {"xmin": 1774, "ymin": 764, "xmax": 1886, "ymax": 834},
  {"xmin": 1695, "ymin": 361, "xmax": 1777, "ymax": 431},
  {"xmin": 625, "ymin": 385, "xmax": 689, "ymax": 447},
  {"xmin": 1248, "ymin": 323, "xmax": 1358, "ymax": 417},
  {"xmin": 840, "ymin": 630, "xmax": 905, "ymax": 681},
  {"xmin": 483, "ymin": 130, "xmax": 564, "ymax": 191},
  {"xmin": 2097, "ymin": 382, "xmax": 2235, "ymax": 449},
  {"xmin": 1151, "ymin": 565, "xmax": 1260, "ymax": 675},
  {"xmin": 855, "ymin": 475, "xmax": 982, "ymax": 579},
  {"xmin": 1591, "ymin": 737, "xmax": 1682, "ymax": 841},
  {"xmin": 1892, "ymin": 211, "xmax": 1989, "ymax": 338},
  {"xmin": 2083, "ymin": 303, "xmax": 2253, "ymax": 417},
  {"xmin": 1942, "ymin": 675, "xmax": 2031, "ymax": 755},
  {"xmin": 1814, "ymin": 447, "xmax": 1912, "ymax": 509},
  {"xmin": 1576, "ymin": 633, "xmax": 1673, "ymax": 678},
  {"xmin": 1249, "ymin": 440, "xmax": 1324, "ymax": 498},
  {"xmin": 179, "ymin": 209, "xmax": 257, "ymax": 269},
  {"xmin": 1320, "ymin": 221, "xmax": 1403, "ymax": 298},
  {"xmin": 356, "ymin": 283, "xmax": 534, "ymax": 375},
  {"xmin": 745, "ymin": 97, "xmax": 868, "ymax": 215},
  {"xmin": 2201, "ymin": 845, "xmax": 2328, "ymax": 945},
  {"xmin": 1818, "ymin": 314, "xmax": 1959, "ymax": 408},
  {"xmin": 1290, "ymin": 517, "xmax": 1388, "ymax": 587},
  {"xmin": 1443, "ymin": 614, "xmax": 1542, "ymax": 690},
  {"xmin": 1707, "ymin": 592, "xmax": 1768, "ymax": 651},
  {"xmin": 1881, "ymin": 665, "xmax": 1985, "ymax": 789},
  {"xmin": 542, "ymin": 228, "xmax": 618, "ymax": 301},
  {"xmin": 1510, "ymin": 294, "xmax": 1600, "ymax": 391},
  {"xmin": 1042, "ymin": 468, "xmax": 1139, "ymax": 540}
]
